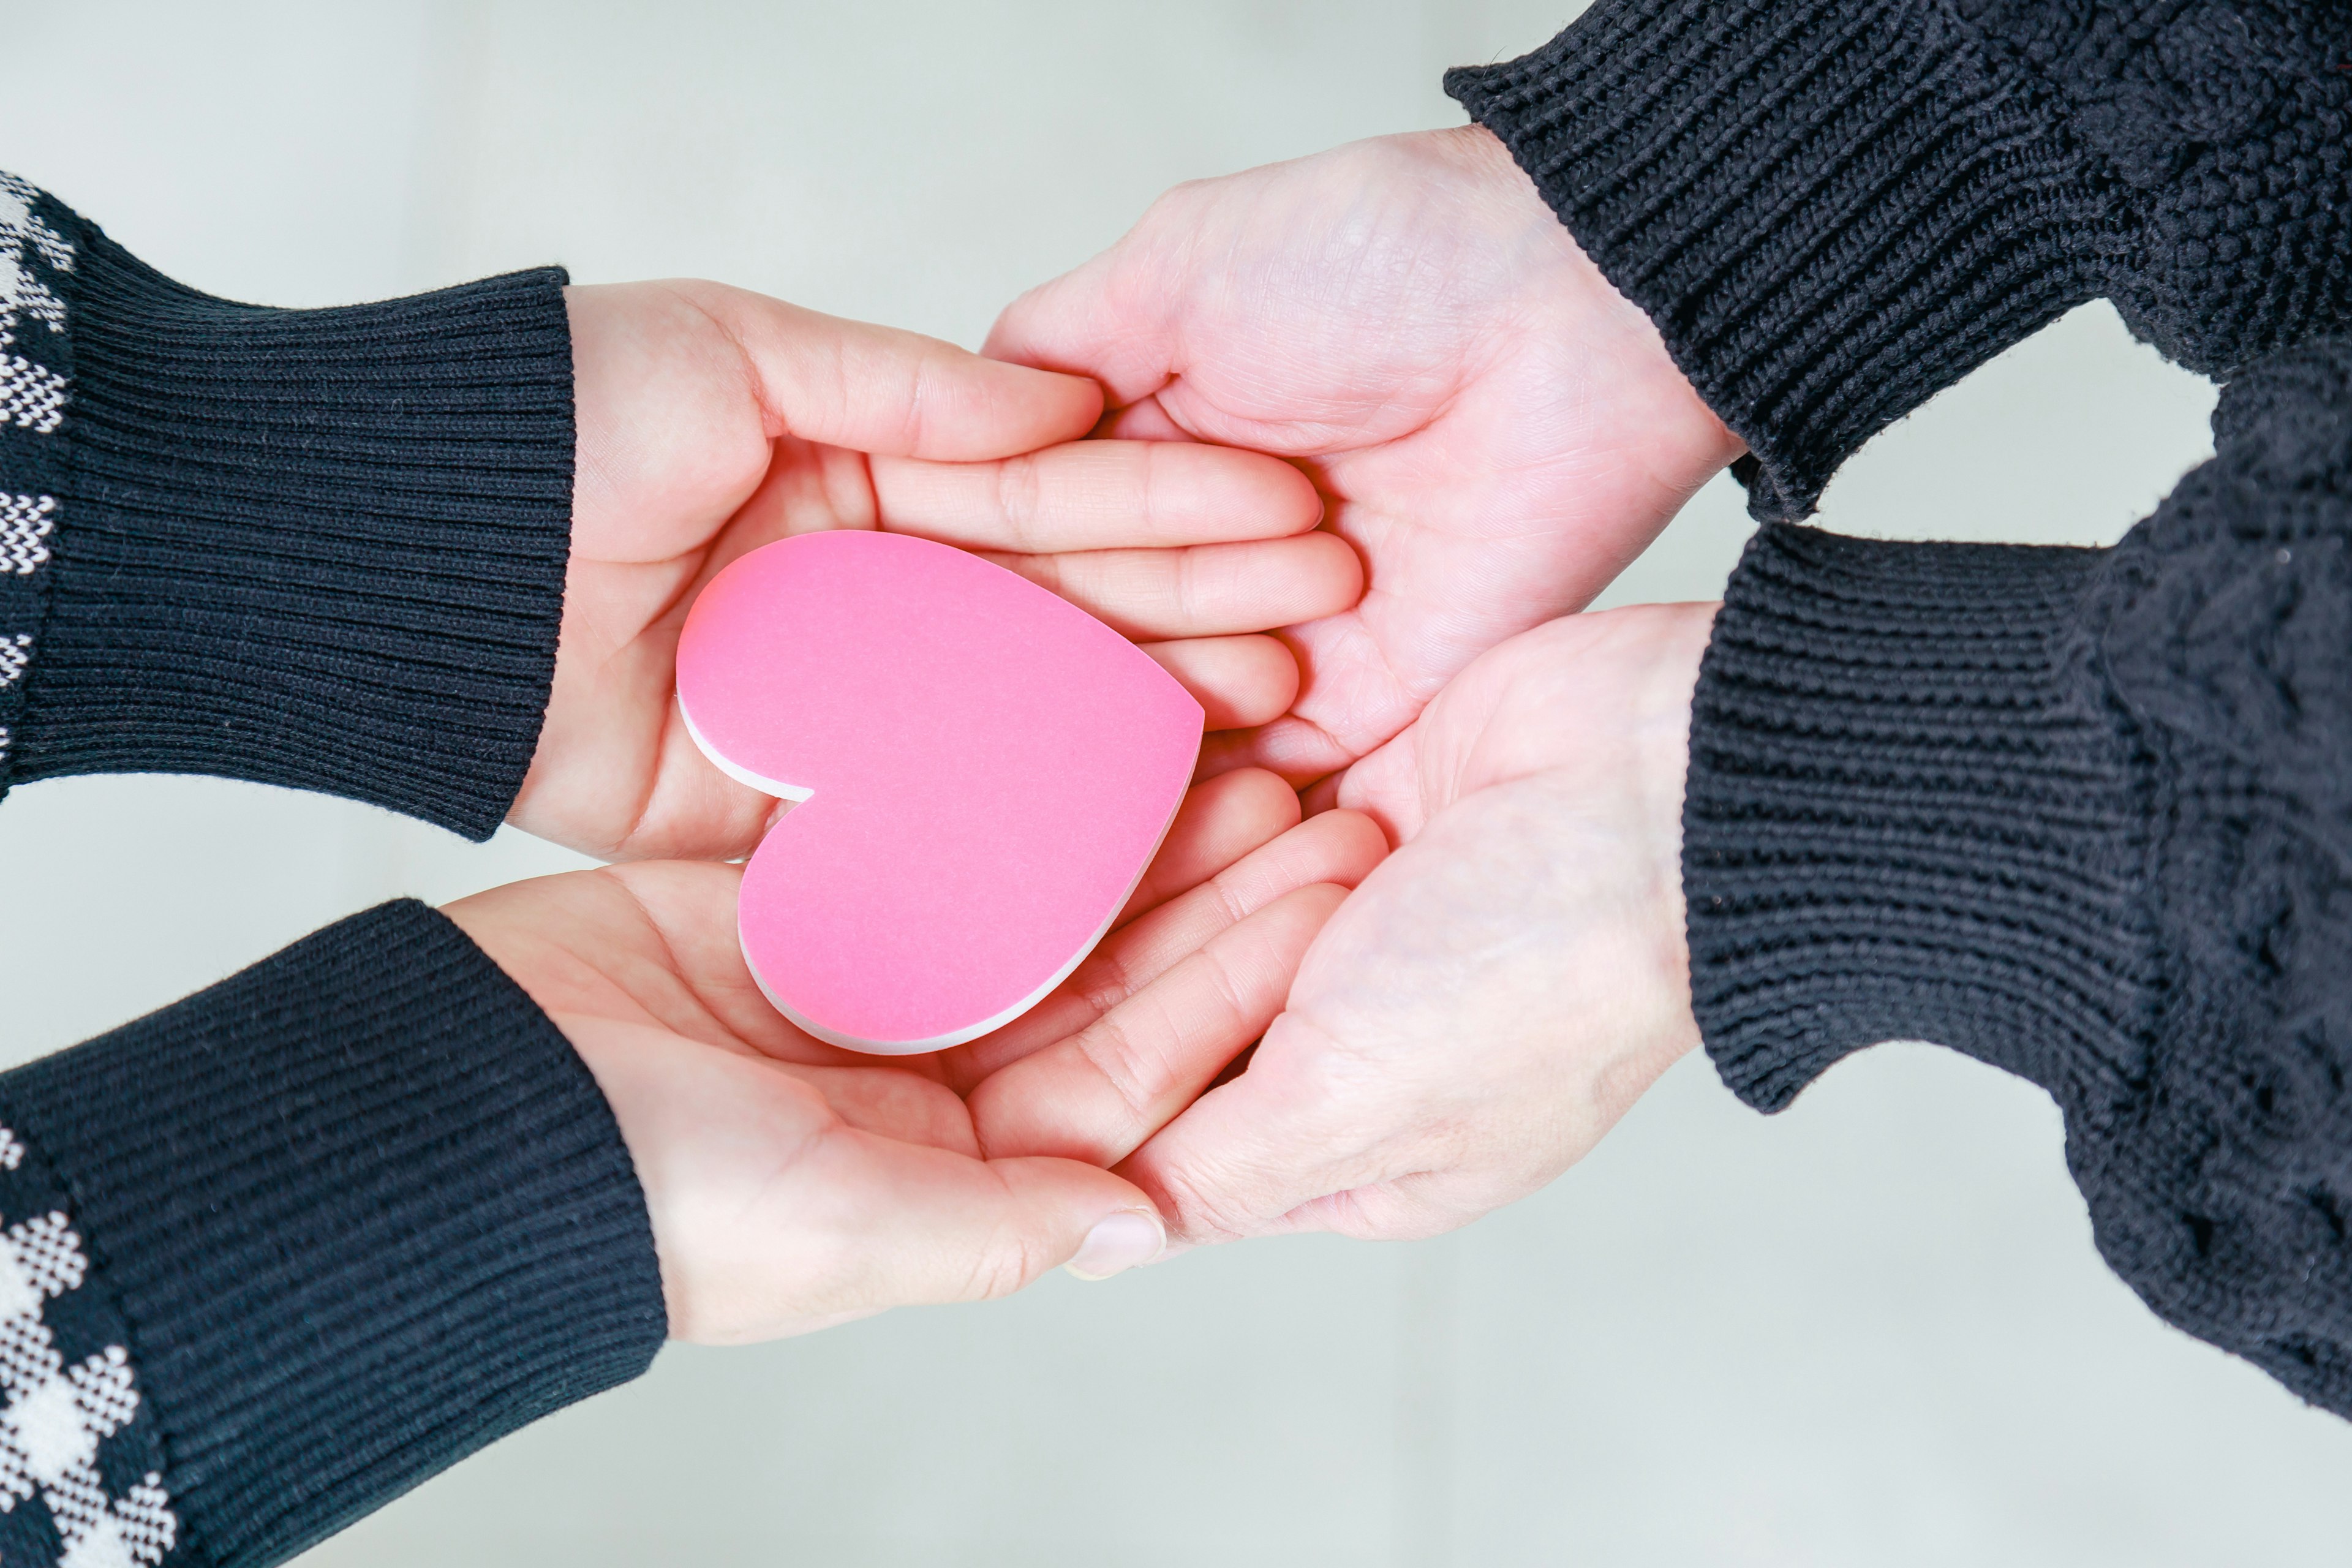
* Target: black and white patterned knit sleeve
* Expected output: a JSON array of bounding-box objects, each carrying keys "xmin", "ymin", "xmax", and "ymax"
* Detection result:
[
  {"xmin": 0, "ymin": 172, "xmax": 575, "ymax": 839},
  {"xmin": 1684, "ymin": 341, "xmax": 2352, "ymax": 1414},
  {"xmin": 0, "ymin": 176, "xmax": 73, "ymax": 775},
  {"xmin": 0, "ymin": 900, "xmax": 667, "ymax": 1568},
  {"xmin": 1446, "ymin": 0, "xmax": 2352, "ymax": 522},
  {"xmin": 0, "ymin": 175, "xmax": 666, "ymax": 1563}
]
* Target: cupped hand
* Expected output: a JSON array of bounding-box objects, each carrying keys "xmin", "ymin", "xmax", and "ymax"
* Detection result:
[
  {"xmin": 446, "ymin": 766, "xmax": 1387, "ymax": 1343},
  {"xmin": 514, "ymin": 282, "xmax": 1365, "ymax": 861},
  {"xmin": 987, "ymin": 126, "xmax": 1741, "ymax": 788},
  {"xmin": 1110, "ymin": 605, "xmax": 1714, "ymax": 1245}
]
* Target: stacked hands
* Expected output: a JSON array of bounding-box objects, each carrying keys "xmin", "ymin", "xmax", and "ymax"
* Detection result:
[{"xmin": 482, "ymin": 126, "xmax": 1743, "ymax": 1341}]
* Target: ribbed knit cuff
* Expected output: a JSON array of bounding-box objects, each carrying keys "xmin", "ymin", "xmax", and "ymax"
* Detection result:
[
  {"xmin": 14, "ymin": 225, "xmax": 575, "ymax": 839},
  {"xmin": 0, "ymin": 901, "xmax": 666, "ymax": 1568},
  {"xmin": 1684, "ymin": 522, "xmax": 2165, "ymax": 1112},
  {"xmin": 1447, "ymin": 0, "xmax": 2105, "ymax": 522}
]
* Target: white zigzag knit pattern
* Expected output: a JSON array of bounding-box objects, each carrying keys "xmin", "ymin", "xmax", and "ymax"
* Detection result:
[
  {"xmin": 0, "ymin": 495, "xmax": 55, "ymax": 576},
  {"xmin": 0, "ymin": 173, "xmax": 70, "ymax": 437},
  {"xmin": 0, "ymin": 175, "xmax": 72, "ymax": 327},
  {"xmin": 1, "ymin": 350, "xmax": 67, "ymax": 437},
  {"xmin": 0, "ymin": 1131, "xmax": 178, "ymax": 1567}
]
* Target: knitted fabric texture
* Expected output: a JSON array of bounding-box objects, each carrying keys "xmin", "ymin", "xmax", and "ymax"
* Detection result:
[
  {"xmin": 1446, "ymin": 0, "xmax": 2352, "ymax": 521},
  {"xmin": 1685, "ymin": 339, "xmax": 2352, "ymax": 1414},
  {"xmin": 0, "ymin": 1119, "xmax": 179, "ymax": 1567},
  {"xmin": 0, "ymin": 902, "xmax": 668, "ymax": 1568},
  {"xmin": 0, "ymin": 175, "xmax": 576, "ymax": 839},
  {"xmin": 0, "ymin": 175, "xmax": 74, "ymax": 783}
]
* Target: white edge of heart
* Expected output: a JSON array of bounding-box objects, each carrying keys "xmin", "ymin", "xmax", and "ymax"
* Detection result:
[
  {"xmin": 737, "ymin": 786, "xmax": 1180, "ymax": 1056},
  {"xmin": 677, "ymin": 693, "xmax": 816, "ymax": 803},
  {"xmin": 679, "ymin": 680, "xmax": 1185, "ymax": 1055}
]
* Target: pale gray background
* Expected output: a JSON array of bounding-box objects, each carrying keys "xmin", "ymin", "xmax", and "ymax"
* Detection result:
[{"xmin": 0, "ymin": 2, "xmax": 2337, "ymax": 1565}]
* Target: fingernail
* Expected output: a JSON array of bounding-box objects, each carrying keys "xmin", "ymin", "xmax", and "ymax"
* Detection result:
[{"xmin": 1065, "ymin": 1209, "xmax": 1166, "ymax": 1281}]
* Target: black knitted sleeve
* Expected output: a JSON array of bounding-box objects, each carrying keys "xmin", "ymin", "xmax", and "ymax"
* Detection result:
[
  {"xmin": 1683, "ymin": 338, "xmax": 2352, "ymax": 1414},
  {"xmin": 0, "ymin": 902, "xmax": 667, "ymax": 1567},
  {"xmin": 0, "ymin": 172, "xmax": 574, "ymax": 840},
  {"xmin": 1445, "ymin": 0, "xmax": 2352, "ymax": 522}
]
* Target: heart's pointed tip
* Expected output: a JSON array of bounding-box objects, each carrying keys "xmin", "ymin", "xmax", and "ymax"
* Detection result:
[{"xmin": 686, "ymin": 526, "xmax": 1212, "ymax": 1052}]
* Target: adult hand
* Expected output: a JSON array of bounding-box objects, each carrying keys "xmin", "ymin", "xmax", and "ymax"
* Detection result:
[
  {"xmin": 987, "ymin": 126, "xmax": 1741, "ymax": 787},
  {"xmin": 1108, "ymin": 605, "xmax": 1713, "ymax": 1245},
  {"xmin": 514, "ymin": 282, "xmax": 1365, "ymax": 861},
  {"xmin": 447, "ymin": 766, "xmax": 1387, "ymax": 1341}
]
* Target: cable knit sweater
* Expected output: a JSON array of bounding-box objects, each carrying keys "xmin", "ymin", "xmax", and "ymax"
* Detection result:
[
  {"xmin": 1452, "ymin": 0, "xmax": 2351, "ymax": 523},
  {"xmin": 0, "ymin": 175, "xmax": 664, "ymax": 1567},
  {"xmin": 1454, "ymin": 5, "xmax": 2352, "ymax": 1414}
]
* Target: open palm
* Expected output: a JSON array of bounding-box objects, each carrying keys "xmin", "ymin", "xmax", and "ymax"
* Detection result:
[
  {"xmin": 987, "ymin": 127, "xmax": 1740, "ymax": 786},
  {"xmin": 1123, "ymin": 606, "xmax": 1713, "ymax": 1246},
  {"xmin": 513, "ymin": 282, "xmax": 1361, "ymax": 862},
  {"xmin": 448, "ymin": 766, "xmax": 1385, "ymax": 1340}
]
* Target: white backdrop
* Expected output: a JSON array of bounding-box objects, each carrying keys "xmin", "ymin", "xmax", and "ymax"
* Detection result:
[{"xmin": 3, "ymin": 3, "xmax": 2337, "ymax": 1565}]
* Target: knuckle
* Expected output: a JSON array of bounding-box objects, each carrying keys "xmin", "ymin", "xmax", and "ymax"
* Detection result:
[
  {"xmin": 1071, "ymin": 945, "xmax": 1137, "ymax": 1024},
  {"xmin": 1079, "ymin": 1016, "xmax": 1159, "ymax": 1128},
  {"xmin": 994, "ymin": 453, "xmax": 1048, "ymax": 547},
  {"xmin": 962, "ymin": 1224, "xmax": 1044, "ymax": 1302},
  {"xmin": 1149, "ymin": 1161, "xmax": 1256, "ymax": 1246},
  {"xmin": 1135, "ymin": 440, "xmax": 1168, "ymax": 538}
]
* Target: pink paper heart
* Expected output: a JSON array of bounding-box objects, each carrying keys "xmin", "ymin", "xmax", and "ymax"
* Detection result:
[{"xmin": 676, "ymin": 531, "xmax": 1205, "ymax": 1053}]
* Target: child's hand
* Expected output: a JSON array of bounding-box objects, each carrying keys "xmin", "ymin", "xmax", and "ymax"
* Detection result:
[
  {"xmin": 445, "ymin": 767, "xmax": 1385, "ymax": 1342},
  {"xmin": 514, "ymin": 282, "xmax": 1364, "ymax": 862}
]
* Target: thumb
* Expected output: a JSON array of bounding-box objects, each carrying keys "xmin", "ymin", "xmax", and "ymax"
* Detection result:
[
  {"xmin": 807, "ymin": 1134, "xmax": 1169, "ymax": 1306},
  {"xmin": 683, "ymin": 281, "xmax": 1105, "ymax": 461},
  {"xmin": 984, "ymin": 241, "xmax": 1180, "ymax": 407},
  {"xmin": 565, "ymin": 1017, "xmax": 1166, "ymax": 1348}
]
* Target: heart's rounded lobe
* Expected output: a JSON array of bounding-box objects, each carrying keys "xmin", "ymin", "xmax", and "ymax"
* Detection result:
[{"xmin": 676, "ymin": 531, "xmax": 1204, "ymax": 1053}]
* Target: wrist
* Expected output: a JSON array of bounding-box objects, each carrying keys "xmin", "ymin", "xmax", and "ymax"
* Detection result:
[
  {"xmin": 1448, "ymin": 0, "xmax": 2096, "ymax": 521},
  {"xmin": 17, "ymin": 214, "xmax": 575, "ymax": 838},
  {"xmin": 0, "ymin": 903, "xmax": 663, "ymax": 1564},
  {"xmin": 1632, "ymin": 605, "xmax": 1713, "ymax": 1077},
  {"xmin": 1442, "ymin": 122, "xmax": 1744, "ymax": 486},
  {"xmin": 1682, "ymin": 523, "xmax": 2138, "ymax": 1112}
]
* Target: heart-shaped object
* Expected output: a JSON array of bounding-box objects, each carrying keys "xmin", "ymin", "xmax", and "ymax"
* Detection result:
[{"xmin": 676, "ymin": 530, "xmax": 1205, "ymax": 1054}]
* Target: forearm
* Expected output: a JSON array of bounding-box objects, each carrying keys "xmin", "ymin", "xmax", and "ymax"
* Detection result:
[
  {"xmin": 1681, "ymin": 336, "xmax": 2352, "ymax": 1414},
  {"xmin": 1447, "ymin": 0, "xmax": 2352, "ymax": 521},
  {"xmin": 0, "ymin": 173, "xmax": 574, "ymax": 839},
  {"xmin": 0, "ymin": 902, "xmax": 665, "ymax": 1568}
]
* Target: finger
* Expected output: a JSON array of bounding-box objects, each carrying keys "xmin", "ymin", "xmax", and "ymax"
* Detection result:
[
  {"xmin": 986, "ymin": 243, "xmax": 1177, "ymax": 404},
  {"xmin": 1298, "ymin": 772, "xmax": 1347, "ymax": 817},
  {"xmin": 573, "ymin": 1019, "xmax": 1167, "ymax": 1344},
  {"xmin": 804, "ymin": 1134, "xmax": 1167, "ymax": 1307},
  {"xmin": 969, "ymin": 884, "xmax": 1349, "ymax": 1167},
  {"xmin": 983, "ymin": 534, "xmax": 1362, "ymax": 641},
  {"xmin": 949, "ymin": 807, "xmax": 1387, "ymax": 1083},
  {"xmin": 870, "ymin": 440, "xmax": 1319, "ymax": 553},
  {"xmin": 1097, "ymin": 812, "xmax": 1382, "ymax": 994},
  {"xmin": 1144, "ymin": 636, "xmax": 1299, "ymax": 731},
  {"xmin": 1329, "ymin": 724, "xmax": 1430, "ymax": 842},
  {"xmin": 1195, "ymin": 713, "xmax": 1365, "ymax": 788},
  {"xmin": 1096, "ymin": 396, "xmax": 1194, "ymax": 442},
  {"xmin": 1118, "ymin": 1006, "xmax": 1394, "ymax": 1246},
  {"xmin": 678, "ymin": 281, "xmax": 1104, "ymax": 461},
  {"xmin": 1119, "ymin": 769, "xmax": 1298, "ymax": 925}
]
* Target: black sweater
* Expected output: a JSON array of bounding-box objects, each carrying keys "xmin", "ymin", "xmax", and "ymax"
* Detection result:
[
  {"xmin": 0, "ymin": 176, "xmax": 663, "ymax": 1567},
  {"xmin": 0, "ymin": 2, "xmax": 2346, "ymax": 1558},
  {"xmin": 1453, "ymin": 4, "xmax": 2352, "ymax": 1414}
]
